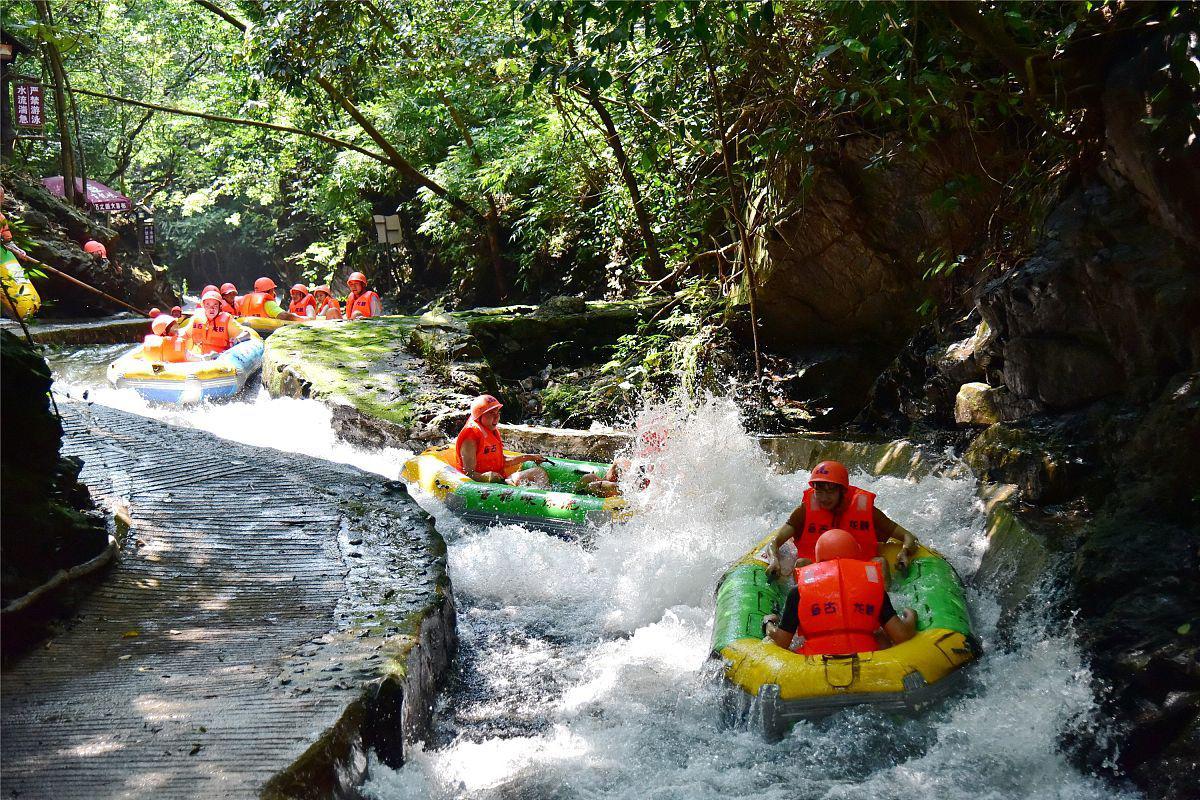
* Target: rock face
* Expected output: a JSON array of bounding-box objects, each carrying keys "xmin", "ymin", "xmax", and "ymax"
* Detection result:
[
  {"xmin": 746, "ymin": 134, "xmax": 1008, "ymax": 423},
  {"xmin": 1, "ymin": 166, "xmax": 175, "ymax": 316},
  {"xmin": 262, "ymin": 300, "xmax": 659, "ymax": 450},
  {"xmin": 0, "ymin": 330, "xmax": 106, "ymax": 633}
]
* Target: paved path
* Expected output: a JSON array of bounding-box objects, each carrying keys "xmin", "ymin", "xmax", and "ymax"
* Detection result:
[{"xmin": 1, "ymin": 400, "xmax": 449, "ymax": 799}]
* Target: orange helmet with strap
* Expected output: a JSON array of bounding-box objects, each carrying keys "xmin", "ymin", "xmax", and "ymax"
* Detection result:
[
  {"xmin": 809, "ymin": 460, "xmax": 849, "ymax": 488},
  {"xmin": 220, "ymin": 282, "xmax": 238, "ymax": 295},
  {"xmin": 151, "ymin": 314, "xmax": 176, "ymax": 336},
  {"xmin": 470, "ymin": 394, "xmax": 503, "ymax": 420},
  {"xmin": 814, "ymin": 528, "xmax": 861, "ymax": 562},
  {"xmin": 347, "ymin": 271, "xmax": 367, "ymax": 286},
  {"xmin": 253, "ymin": 277, "xmax": 277, "ymax": 292}
]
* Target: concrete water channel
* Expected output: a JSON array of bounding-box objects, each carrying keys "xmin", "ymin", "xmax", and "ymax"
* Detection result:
[{"xmin": 1, "ymin": 400, "xmax": 454, "ymax": 798}]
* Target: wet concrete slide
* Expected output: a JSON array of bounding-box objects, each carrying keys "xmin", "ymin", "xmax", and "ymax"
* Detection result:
[{"xmin": 1, "ymin": 400, "xmax": 453, "ymax": 798}]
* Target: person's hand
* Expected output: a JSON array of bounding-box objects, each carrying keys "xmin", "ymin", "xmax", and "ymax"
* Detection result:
[
  {"xmin": 760, "ymin": 613, "xmax": 780, "ymax": 638},
  {"xmin": 896, "ymin": 548, "xmax": 911, "ymax": 575},
  {"xmin": 765, "ymin": 553, "xmax": 780, "ymax": 580},
  {"xmin": 528, "ymin": 454, "xmax": 548, "ymax": 465}
]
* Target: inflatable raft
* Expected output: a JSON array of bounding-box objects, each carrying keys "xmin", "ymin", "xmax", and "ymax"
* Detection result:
[
  {"xmin": 236, "ymin": 316, "xmax": 297, "ymax": 335},
  {"xmin": 712, "ymin": 535, "xmax": 978, "ymax": 738},
  {"xmin": 401, "ymin": 446, "xmax": 628, "ymax": 534},
  {"xmin": 106, "ymin": 334, "xmax": 264, "ymax": 403},
  {"xmin": 1, "ymin": 248, "xmax": 40, "ymax": 320}
]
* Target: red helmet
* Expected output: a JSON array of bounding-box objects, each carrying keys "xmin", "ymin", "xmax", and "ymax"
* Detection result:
[
  {"xmin": 151, "ymin": 314, "xmax": 176, "ymax": 336},
  {"xmin": 347, "ymin": 271, "xmax": 367, "ymax": 286},
  {"xmin": 220, "ymin": 282, "xmax": 237, "ymax": 295},
  {"xmin": 201, "ymin": 290, "xmax": 222, "ymax": 304},
  {"xmin": 254, "ymin": 277, "xmax": 277, "ymax": 292},
  {"xmin": 291, "ymin": 283, "xmax": 309, "ymax": 295},
  {"xmin": 470, "ymin": 394, "xmax": 503, "ymax": 420},
  {"xmin": 83, "ymin": 239, "xmax": 107, "ymax": 257},
  {"xmin": 814, "ymin": 529, "xmax": 861, "ymax": 562},
  {"xmin": 201, "ymin": 284, "xmax": 219, "ymax": 295},
  {"xmin": 809, "ymin": 460, "xmax": 849, "ymax": 489},
  {"xmin": 170, "ymin": 306, "xmax": 182, "ymax": 317}
]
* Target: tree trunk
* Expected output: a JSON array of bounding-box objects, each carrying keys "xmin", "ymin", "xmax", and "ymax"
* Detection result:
[
  {"xmin": 583, "ymin": 87, "xmax": 666, "ymax": 281},
  {"xmin": 35, "ymin": 0, "xmax": 77, "ymax": 205}
]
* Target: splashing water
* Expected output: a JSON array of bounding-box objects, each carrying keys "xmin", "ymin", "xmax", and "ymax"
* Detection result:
[
  {"xmin": 46, "ymin": 344, "xmax": 412, "ymax": 478},
  {"xmin": 45, "ymin": 348, "xmax": 1133, "ymax": 799},
  {"xmin": 367, "ymin": 397, "xmax": 1134, "ymax": 800}
]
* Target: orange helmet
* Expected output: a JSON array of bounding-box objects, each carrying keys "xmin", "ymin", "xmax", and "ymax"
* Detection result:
[
  {"xmin": 291, "ymin": 283, "xmax": 309, "ymax": 295},
  {"xmin": 170, "ymin": 306, "xmax": 182, "ymax": 317},
  {"xmin": 151, "ymin": 314, "xmax": 176, "ymax": 336},
  {"xmin": 809, "ymin": 460, "xmax": 849, "ymax": 488},
  {"xmin": 312, "ymin": 284, "xmax": 331, "ymax": 296},
  {"xmin": 149, "ymin": 307, "xmax": 162, "ymax": 317},
  {"xmin": 347, "ymin": 271, "xmax": 367, "ymax": 286},
  {"xmin": 201, "ymin": 284, "xmax": 219, "ymax": 295},
  {"xmin": 254, "ymin": 277, "xmax": 277, "ymax": 292},
  {"xmin": 219, "ymin": 282, "xmax": 237, "ymax": 295},
  {"xmin": 470, "ymin": 394, "xmax": 503, "ymax": 420},
  {"xmin": 814, "ymin": 528, "xmax": 861, "ymax": 562},
  {"xmin": 201, "ymin": 290, "xmax": 222, "ymax": 304}
]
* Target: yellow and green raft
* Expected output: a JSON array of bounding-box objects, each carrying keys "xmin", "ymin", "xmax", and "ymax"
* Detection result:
[
  {"xmin": 402, "ymin": 446, "xmax": 628, "ymax": 535},
  {"xmin": 712, "ymin": 535, "xmax": 979, "ymax": 738},
  {"xmin": 1, "ymin": 248, "xmax": 40, "ymax": 320}
]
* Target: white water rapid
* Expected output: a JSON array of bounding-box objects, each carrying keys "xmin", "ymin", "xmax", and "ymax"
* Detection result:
[{"xmin": 47, "ymin": 347, "xmax": 1135, "ymax": 800}]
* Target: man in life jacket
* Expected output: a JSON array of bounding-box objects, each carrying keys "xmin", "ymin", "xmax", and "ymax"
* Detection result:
[
  {"xmin": 288, "ymin": 283, "xmax": 317, "ymax": 318},
  {"xmin": 219, "ymin": 283, "xmax": 241, "ymax": 315},
  {"xmin": 142, "ymin": 313, "xmax": 201, "ymax": 363},
  {"xmin": 765, "ymin": 460, "xmax": 920, "ymax": 579},
  {"xmin": 312, "ymin": 284, "xmax": 342, "ymax": 320},
  {"xmin": 764, "ymin": 528, "xmax": 916, "ymax": 655},
  {"xmin": 345, "ymin": 272, "xmax": 382, "ymax": 319},
  {"xmin": 452, "ymin": 394, "xmax": 550, "ymax": 487},
  {"xmin": 239, "ymin": 277, "xmax": 299, "ymax": 320},
  {"xmin": 189, "ymin": 290, "xmax": 249, "ymax": 355}
]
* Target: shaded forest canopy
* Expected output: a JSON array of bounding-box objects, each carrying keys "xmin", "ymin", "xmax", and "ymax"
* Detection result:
[{"xmin": 3, "ymin": 1, "xmax": 1191, "ymax": 305}]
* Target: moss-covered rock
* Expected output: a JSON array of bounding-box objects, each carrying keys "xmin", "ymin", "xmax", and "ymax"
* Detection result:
[{"xmin": 0, "ymin": 330, "xmax": 106, "ymax": 626}]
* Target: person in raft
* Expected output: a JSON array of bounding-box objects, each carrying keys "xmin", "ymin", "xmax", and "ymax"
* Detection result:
[
  {"xmin": 765, "ymin": 459, "xmax": 920, "ymax": 580},
  {"xmin": 220, "ymin": 282, "xmax": 241, "ymax": 315},
  {"xmin": 239, "ymin": 277, "xmax": 299, "ymax": 320},
  {"xmin": 345, "ymin": 271, "xmax": 382, "ymax": 319},
  {"xmin": 189, "ymin": 290, "xmax": 250, "ymax": 355},
  {"xmin": 312, "ymin": 284, "xmax": 342, "ymax": 319},
  {"xmin": 287, "ymin": 283, "xmax": 317, "ymax": 319},
  {"xmin": 142, "ymin": 313, "xmax": 205, "ymax": 363},
  {"xmin": 576, "ymin": 422, "xmax": 668, "ymax": 497},
  {"xmin": 764, "ymin": 528, "xmax": 917, "ymax": 654},
  {"xmin": 453, "ymin": 394, "xmax": 550, "ymax": 487}
]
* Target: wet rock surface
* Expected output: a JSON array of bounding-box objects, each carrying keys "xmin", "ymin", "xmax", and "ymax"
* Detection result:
[
  {"xmin": 0, "ymin": 330, "xmax": 106, "ymax": 623},
  {"xmin": 0, "ymin": 401, "xmax": 454, "ymax": 798},
  {"xmin": 262, "ymin": 300, "xmax": 659, "ymax": 450}
]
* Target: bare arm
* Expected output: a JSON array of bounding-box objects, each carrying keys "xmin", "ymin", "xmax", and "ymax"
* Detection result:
[
  {"xmin": 876, "ymin": 510, "xmax": 919, "ymax": 571},
  {"xmin": 460, "ymin": 439, "xmax": 505, "ymax": 483},
  {"xmin": 765, "ymin": 522, "xmax": 796, "ymax": 579}
]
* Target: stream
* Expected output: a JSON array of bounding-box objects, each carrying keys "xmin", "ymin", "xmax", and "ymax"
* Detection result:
[{"xmin": 48, "ymin": 345, "xmax": 1135, "ymax": 800}]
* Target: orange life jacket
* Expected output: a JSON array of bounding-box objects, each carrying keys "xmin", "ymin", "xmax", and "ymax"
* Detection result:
[
  {"xmin": 219, "ymin": 299, "xmax": 238, "ymax": 316},
  {"xmin": 239, "ymin": 291, "xmax": 273, "ymax": 318},
  {"xmin": 142, "ymin": 334, "xmax": 190, "ymax": 363},
  {"xmin": 315, "ymin": 296, "xmax": 342, "ymax": 320},
  {"xmin": 289, "ymin": 293, "xmax": 316, "ymax": 316},
  {"xmin": 347, "ymin": 290, "xmax": 380, "ymax": 319},
  {"xmin": 189, "ymin": 311, "xmax": 233, "ymax": 354},
  {"xmin": 792, "ymin": 486, "xmax": 877, "ymax": 562},
  {"xmin": 793, "ymin": 558, "xmax": 885, "ymax": 655},
  {"xmin": 453, "ymin": 419, "xmax": 505, "ymax": 475}
]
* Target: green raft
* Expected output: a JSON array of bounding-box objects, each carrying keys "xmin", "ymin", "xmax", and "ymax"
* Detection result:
[{"xmin": 401, "ymin": 446, "xmax": 629, "ymax": 534}]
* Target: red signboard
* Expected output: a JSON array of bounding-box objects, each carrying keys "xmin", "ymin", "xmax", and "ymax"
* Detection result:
[{"xmin": 13, "ymin": 80, "xmax": 44, "ymax": 129}]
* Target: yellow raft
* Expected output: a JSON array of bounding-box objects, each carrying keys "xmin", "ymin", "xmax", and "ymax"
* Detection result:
[
  {"xmin": 236, "ymin": 315, "xmax": 297, "ymax": 335},
  {"xmin": 713, "ymin": 535, "xmax": 979, "ymax": 737},
  {"xmin": 1, "ymin": 248, "xmax": 40, "ymax": 320},
  {"xmin": 402, "ymin": 446, "xmax": 628, "ymax": 534}
]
